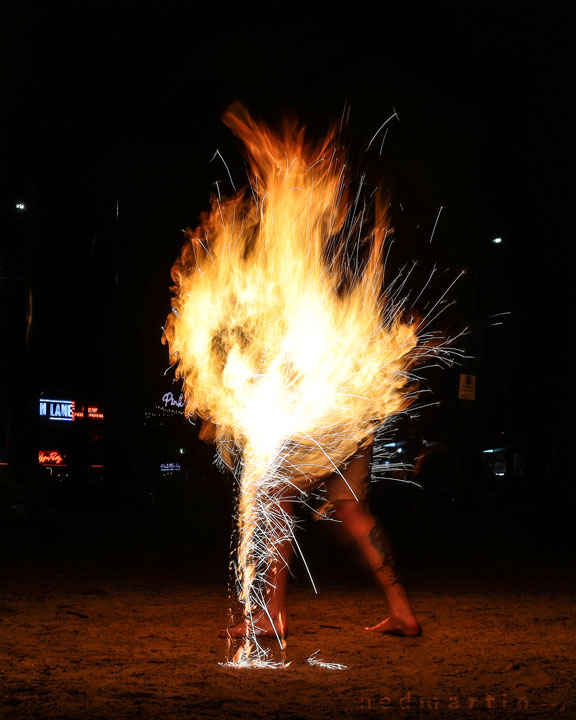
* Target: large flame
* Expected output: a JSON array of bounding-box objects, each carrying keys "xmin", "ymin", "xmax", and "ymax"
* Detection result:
[{"xmin": 164, "ymin": 105, "xmax": 434, "ymax": 662}]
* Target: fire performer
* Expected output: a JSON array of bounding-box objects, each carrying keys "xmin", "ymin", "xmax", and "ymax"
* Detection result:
[
  {"xmin": 164, "ymin": 105, "xmax": 455, "ymax": 663},
  {"xmin": 200, "ymin": 420, "xmax": 422, "ymax": 639}
]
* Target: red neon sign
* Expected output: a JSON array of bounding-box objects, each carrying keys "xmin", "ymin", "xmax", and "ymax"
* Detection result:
[
  {"xmin": 73, "ymin": 405, "xmax": 105, "ymax": 420},
  {"xmin": 39, "ymin": 451, "xmax": 65, "ymax": 466},
  {"xmin": 87, "ymin": 406, "xmax": 104, "ymax": 420}
]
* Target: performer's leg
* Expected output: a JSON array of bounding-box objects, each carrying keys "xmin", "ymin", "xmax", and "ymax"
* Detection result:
[
  {"xmin": 263, "ymin": 497, "xmax": 294, "ymax": 633},
  {"xmin": 219, "ymin": 497, "xmax": 294, "ymax": 638},
  {"xmin": 332, "ymin": 499, "xmax": 422, "ymax": 636}
]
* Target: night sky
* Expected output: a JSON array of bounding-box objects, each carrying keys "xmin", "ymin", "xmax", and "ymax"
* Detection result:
[{"xmin": 0, "ymin": 1, "xmax": 572, "ymax": 479}]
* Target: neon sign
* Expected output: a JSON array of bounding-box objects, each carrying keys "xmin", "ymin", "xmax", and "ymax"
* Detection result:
[
  {"xmin": 74, "ymin": 406, "xmax": 105, "ymax": 420},
  {"xmin": 38, "ymin": 398, "xmax": 104, "ymax": 422},
  {"xmin": 162, "ymin": 392, "xmax": 185, "ymax": 409},
  {"xmin": 39, "ymin": 399, "xmax": 74, "ymax": 422},
  {"xmin": 39, "ymin": 451, "xmax": 65, "ymax": 465},
  {"xmin": 160, "ymin": 463, "xmax": 181, "ymax": 472}
]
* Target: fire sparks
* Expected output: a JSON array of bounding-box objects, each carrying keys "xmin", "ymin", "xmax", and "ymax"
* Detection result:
[
  {"xmin": 307, "ymin": 650, "xmax": 347, "ymax": 671},
  {"xmin": 163, "ymin": 105, "xmax": 457, "ymax": 666}
]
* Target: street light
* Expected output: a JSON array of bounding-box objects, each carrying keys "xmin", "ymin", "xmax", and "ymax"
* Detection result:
[{"xmin": 492, "ymin": 237, "xmax": 502, "ymax": 245}]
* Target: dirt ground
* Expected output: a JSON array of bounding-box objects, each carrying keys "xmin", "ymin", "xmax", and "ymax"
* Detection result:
[{"xmin": 1, "ymin": 510, "xmax": 574, "ymax": 720}]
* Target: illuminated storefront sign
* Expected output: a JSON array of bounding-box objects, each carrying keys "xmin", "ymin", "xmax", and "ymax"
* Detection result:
[
  {"xmin": 160, "ymin": 462, "xmax": 181, "ymax": 472},
  {"xmin": 162, "ymin": 392, "xmax": 185, "ymax": 409},
  {"xmin": 39, "ymin": 451, "xmax": 65, "ymax": 465},
  {"xmin": 87, "ymin": 406, "xmax": 104, "ymax": 420},
  {"xmin": 74, "ymin": 405, "xmax": 105, "ymax": 420},
  {"xmin": 39, "ymin": 398, "xmax": 104, "ymax": 422},
  {"xmin": 39, "ymin": 399, "xmax": 74, "ymax": 422}
]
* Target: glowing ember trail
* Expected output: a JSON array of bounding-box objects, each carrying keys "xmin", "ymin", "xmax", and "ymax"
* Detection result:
[{"xmin": 163, "ymin": 105, "xmax": 456, "ymax": 666}]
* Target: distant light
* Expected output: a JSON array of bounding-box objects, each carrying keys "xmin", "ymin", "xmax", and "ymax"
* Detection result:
[
  {"xmin": 492, "ymin": 237, "xmax": 502, "ymax": 245},
  {"xmin": 15, "ymin": 202, "xmax": 26, "ymax": 211}
]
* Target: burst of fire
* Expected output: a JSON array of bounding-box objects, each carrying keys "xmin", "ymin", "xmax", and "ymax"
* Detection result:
[{"xmin": 163, "ymin": 105, "xmax": 452, "ymax": 665}]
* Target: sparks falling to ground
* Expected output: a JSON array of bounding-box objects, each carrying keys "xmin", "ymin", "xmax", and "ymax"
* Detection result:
[{"xmin": 163, "ymin": 105, "xmax": 459, "ymax": 667}]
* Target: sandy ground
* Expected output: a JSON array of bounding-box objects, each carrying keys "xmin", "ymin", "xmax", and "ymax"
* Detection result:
[{"xmin": 1, "ymin": 510, "xmax": 574, "ymax": 720}]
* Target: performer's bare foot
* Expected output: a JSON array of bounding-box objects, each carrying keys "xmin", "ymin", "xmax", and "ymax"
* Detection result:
[
  {"xmin": 365, "ymin": 615, "xmax": 422, "ymax": 637},
  {"xmin": 219, "ymin": 612, "xmax": 287, "ymax": 639}
]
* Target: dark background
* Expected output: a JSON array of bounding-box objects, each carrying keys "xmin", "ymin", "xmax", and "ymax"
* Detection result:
[{"xmin": 0, "ymin": 0, "xmax": 573, "ymax": 526}]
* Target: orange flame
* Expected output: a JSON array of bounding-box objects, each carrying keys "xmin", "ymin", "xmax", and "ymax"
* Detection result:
[
  {"xmin": 164, "ymin": 106, "xmax": 429, "ymax": 659},
  {"xmin": 164, "ymin": 106, "xmax": 420, "ymax": 468}
]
